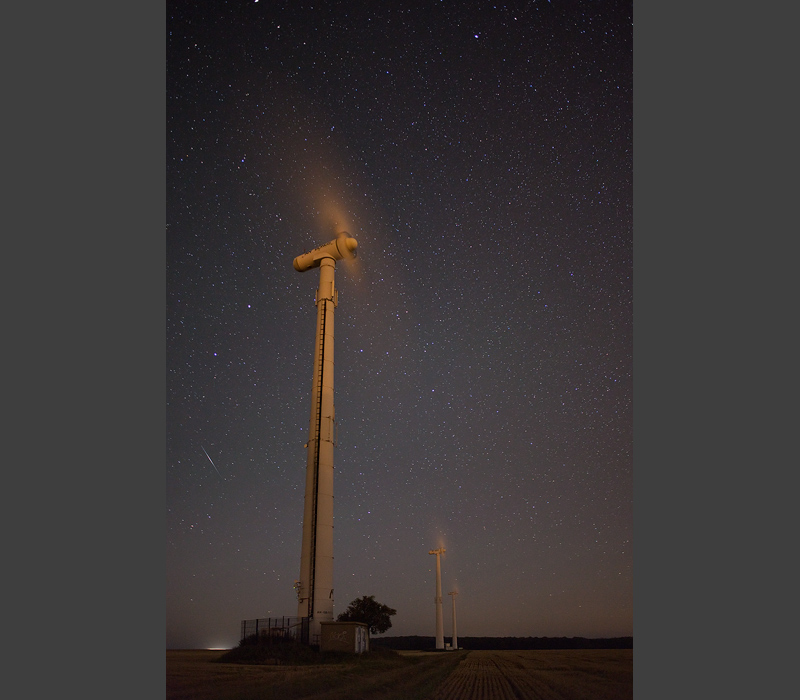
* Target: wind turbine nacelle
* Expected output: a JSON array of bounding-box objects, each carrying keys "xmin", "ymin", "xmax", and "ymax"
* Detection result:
[{"xmin": 293, "ymin": 235, "xmax": 358, "ymax": 272}]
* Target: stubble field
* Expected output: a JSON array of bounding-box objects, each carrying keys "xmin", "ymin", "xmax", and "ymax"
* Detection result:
[
  {"xmin": 429, "ymin": 649, "xmax": 632, "ymax": 700},
  {"xmin": 166, "ymin": 648, "xmax": 632, "ymax": 700}
]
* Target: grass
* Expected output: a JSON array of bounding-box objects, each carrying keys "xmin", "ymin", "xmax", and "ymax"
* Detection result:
[{"xmin": 215, "ymin": 640, "xmax": 324, "ymax": 665}]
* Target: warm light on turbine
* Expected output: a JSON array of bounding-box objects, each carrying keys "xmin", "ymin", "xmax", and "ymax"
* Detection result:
[
  {"xmin": 429, "ymin": 547, "xmax": 446, "ymax": 650},
  {"xmin": 295, "ymin": 233, "xmax": 359, "ymax": 645},
  {"xmin": 293, "ymin": 233, "xmax": 357, "ymax": 272}
]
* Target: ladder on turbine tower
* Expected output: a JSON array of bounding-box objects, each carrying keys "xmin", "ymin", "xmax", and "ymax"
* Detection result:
[{"xmin": 307, "ymin": 300, "xmax": 328, "ymax": 619}]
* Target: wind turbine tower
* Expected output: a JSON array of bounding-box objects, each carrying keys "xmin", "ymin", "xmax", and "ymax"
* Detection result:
[
  {"xmin": 429, "ymin": 547, "xmax": 446, "ymax": 650},
  {"xmin": 448, "ymin": 590, "xmax": 458, "ymax": 650},
  {"xmin": 293, "ymin": 233, "xmax": 358, "ymax": 644}
]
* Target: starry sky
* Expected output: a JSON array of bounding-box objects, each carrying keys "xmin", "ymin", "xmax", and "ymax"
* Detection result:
[{"xmin": 167, "ymin": 0, "xmax": 632, "ymax": 650}]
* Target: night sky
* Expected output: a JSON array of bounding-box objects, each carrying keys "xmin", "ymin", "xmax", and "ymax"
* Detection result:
[{"xmin": 167, "ymin": 0, "xmax": 632, "ymax": 650}]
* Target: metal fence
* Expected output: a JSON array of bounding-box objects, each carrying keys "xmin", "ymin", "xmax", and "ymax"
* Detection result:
[{"xmin": 240, "ymin": 616, "xmax": 310, "ymax": 645}]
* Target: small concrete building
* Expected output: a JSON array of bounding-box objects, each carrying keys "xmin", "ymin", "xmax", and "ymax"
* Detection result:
[{"xmin": 319, "ymin": 621, "xmax": 370, "ymax": 653}]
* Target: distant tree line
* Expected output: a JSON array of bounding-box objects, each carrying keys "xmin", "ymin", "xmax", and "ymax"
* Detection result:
[{"xmin": 371, "ymin": 636, "xmax": 633, "ymax": 651}]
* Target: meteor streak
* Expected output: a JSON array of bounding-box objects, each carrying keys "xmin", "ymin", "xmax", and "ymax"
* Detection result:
[{"xmin": 201, "ymin": 445, "xmax": 224, "ymax": 480}]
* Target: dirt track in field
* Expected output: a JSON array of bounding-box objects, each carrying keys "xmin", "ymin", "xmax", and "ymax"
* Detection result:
[{"xmin": 429, "ymin": 649, "xmax": 632, "ymax": 700}]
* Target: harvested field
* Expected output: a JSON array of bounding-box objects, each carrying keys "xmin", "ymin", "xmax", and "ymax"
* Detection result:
[
  {"xmin": 166, "ymin": 648, "xmax": 466, "ymax": 700},
  {"xmin": 166, "ymin": 648, "xmax": 632, "ymax": 700},
  {"xmin": 430, "ymin": 649, "xmax": 633, "ymax": 700}
]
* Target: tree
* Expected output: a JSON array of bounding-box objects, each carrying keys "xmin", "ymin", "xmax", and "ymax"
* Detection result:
[{"xmin": 336, "ymin": 595, "xmax": 397, "ymax": 634}]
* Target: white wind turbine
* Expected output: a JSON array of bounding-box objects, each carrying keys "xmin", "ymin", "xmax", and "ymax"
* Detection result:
[{"xmin": 293, "ymin": 233, "xmax": 358, "ymax": 644}]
